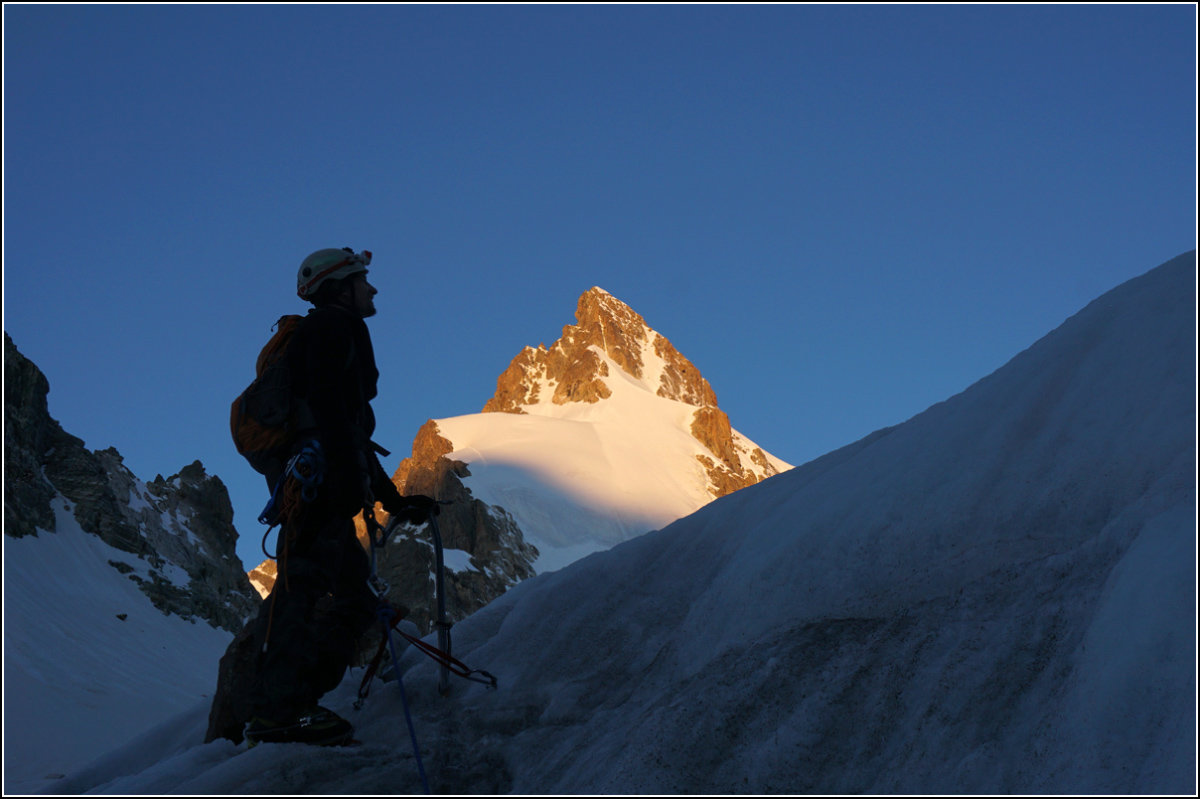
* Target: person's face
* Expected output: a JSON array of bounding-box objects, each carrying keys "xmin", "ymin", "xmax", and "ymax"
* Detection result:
[{"xmin": 349, "ymin": 272, "xmax": 378, "ymax": 318}]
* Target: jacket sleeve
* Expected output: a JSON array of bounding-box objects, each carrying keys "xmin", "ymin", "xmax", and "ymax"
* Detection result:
[{"xmin": 369, "ymin": 451, "xmax": 406, "ymax": 512}]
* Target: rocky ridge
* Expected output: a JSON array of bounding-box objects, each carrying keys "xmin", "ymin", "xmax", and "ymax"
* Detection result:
[
  {"xmin": 4, "ymin": 333, "xmax": 259, "ymax": 633},
  {"xmin": 247, "ymin": 559, "xmax": 277, "ymax": 598},
  {"xmin": 357, "ymin": 420, "xmax": 539, "ymax": 635}
]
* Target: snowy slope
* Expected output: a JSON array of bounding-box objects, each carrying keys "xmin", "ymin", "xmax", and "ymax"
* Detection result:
[
  {"xmin": 24, "ymin": 252, "xmax": 1198, "ymax": 795},
  {"xmin": 3, "ymin": 499, "xmax": 232, "ymax": 794},
  {"xmin": 439, "ymin": 339, "xmax": 791, "ymax": 573}
]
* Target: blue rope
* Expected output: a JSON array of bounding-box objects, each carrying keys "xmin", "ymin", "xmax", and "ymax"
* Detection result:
[
  {"xmin": 366, "ymin": 515, "xmax": 429, "ymax": 794},
  {"xmin": 380, "ymin": 605, "xmax": 430, "ymax": 795}
]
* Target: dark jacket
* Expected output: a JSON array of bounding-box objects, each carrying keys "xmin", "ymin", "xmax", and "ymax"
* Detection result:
[{"xmin": 286, "ymin": 306, "xmax": 404, "ymax": 516}]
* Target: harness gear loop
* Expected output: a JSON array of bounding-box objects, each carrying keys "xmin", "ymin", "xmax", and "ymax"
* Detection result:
[{"xmin": 258, "ymin": 440, "xmax": 326, "ymax": 533}]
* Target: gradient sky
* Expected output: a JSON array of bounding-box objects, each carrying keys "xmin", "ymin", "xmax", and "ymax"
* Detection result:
[{"xmin": 4, "ymin": 3, "xmax": 1196, "ymax": 571}]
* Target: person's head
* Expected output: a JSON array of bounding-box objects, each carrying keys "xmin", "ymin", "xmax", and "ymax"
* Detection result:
[{"xmin": 297, "ymin": 247, "xmax": 377, "ymax": 317}]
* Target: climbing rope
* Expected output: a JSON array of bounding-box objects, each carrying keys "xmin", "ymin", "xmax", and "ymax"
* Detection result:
[{"xmin": 380, "ymin": 603, "xmax": 430, "ymax": 795}]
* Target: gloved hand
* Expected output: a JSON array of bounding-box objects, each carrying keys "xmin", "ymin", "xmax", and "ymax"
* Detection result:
[{"xmin": 386, "ymin": 494, "xmax": 439, "ymax": 525}]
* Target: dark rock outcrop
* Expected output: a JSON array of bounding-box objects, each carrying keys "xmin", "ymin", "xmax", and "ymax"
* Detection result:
[
  {"xmin": 370, "ymin": 420, "xmax": 539, "ymax": 635},
  {"xmin": 5, "ymin": 331, "xmax": 79, "ymax": 540},
  {"xmin": 3, "ymin": 333, "xmax": 259, "ymax": 633}
]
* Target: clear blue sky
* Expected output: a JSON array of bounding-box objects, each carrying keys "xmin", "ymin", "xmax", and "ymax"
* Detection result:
[{"xmin": 4, "ymin": 4, "xmax": 1196, "ymax": 571}]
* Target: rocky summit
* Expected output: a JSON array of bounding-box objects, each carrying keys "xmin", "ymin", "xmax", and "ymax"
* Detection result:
[
  {"xmin": 4, "ymin": 333, "xmax": 259, "ymax": 634},
  {"xmin": 481, "ymin": 286, "xmax": 787, "ymax": 496},
  {"xmin": 485, "ymin": 287, "xmax": 716, "ymax": 412}
]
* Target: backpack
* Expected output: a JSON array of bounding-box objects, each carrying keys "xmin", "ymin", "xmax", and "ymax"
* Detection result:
[{"xmin": 230, "ymin": 315, "xmax": 312, "ymax": 479}]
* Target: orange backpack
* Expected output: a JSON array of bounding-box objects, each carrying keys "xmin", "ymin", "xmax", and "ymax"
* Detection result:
[{"xmin": 230, "ymin": 315, "xmax": 310, "ymax": 478}]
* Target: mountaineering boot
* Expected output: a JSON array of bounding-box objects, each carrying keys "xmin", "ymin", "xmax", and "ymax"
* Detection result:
[{"xmin": 244, "ymin": 705, "xmax": 355, "ymax": 747}]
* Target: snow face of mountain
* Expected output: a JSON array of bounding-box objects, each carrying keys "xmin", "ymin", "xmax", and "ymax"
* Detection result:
[
  {"xmin": 406, "ymin": 287, "xmax": 792, "ymax": 573},
  {"xmin": 4, "ymin": 502, "xmax": 234, "ymax": 793}
]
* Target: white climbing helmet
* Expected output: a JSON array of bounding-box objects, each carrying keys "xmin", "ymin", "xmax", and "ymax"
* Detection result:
[{"xmin": 296, "ymin": 247, "xmax": 372, "ymax": 300}]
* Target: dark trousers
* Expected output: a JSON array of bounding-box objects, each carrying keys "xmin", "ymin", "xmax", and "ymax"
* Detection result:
[{"xmin": 248, "ymin": 509, "xmax": 376, "ymax": 722}]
